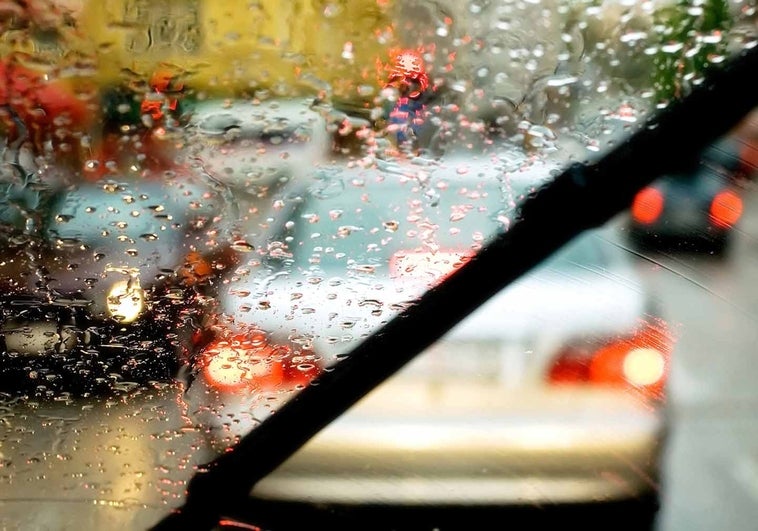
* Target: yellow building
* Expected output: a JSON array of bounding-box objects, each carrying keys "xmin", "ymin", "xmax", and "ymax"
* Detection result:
[{"xmin": 79, "ymin": 0, "xmax": 398, "ymax": 104}]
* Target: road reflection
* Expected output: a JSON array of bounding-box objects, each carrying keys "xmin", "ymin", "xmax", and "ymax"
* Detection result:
[{"xmin": 0, "ymin": 383, "xmax": 209, "ymax": 529}]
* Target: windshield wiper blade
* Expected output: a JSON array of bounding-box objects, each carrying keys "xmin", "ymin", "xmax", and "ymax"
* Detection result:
[{"xmin": 152, "ymin": 44, "xmax": 758, "ymax": 531}]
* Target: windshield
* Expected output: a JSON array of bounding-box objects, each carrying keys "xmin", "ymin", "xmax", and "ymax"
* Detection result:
[{"xmin": 1, "ymin": 2, "xmax": 757, "ymax": 530}]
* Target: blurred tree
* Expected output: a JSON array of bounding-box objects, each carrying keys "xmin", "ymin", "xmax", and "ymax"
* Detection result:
[{"xmin": 652, "ymin": 0, "xmax": 732, "ymax": 105}]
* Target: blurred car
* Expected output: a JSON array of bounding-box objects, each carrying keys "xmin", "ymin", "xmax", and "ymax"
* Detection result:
[
  {"xmin": 182, "ymin": 97, "xmax": 331, "ymax": 190},
  {"xmin": 185, "ymin": 150, "xmax": 673, "ymax": 511},
  {"xmin": 627, "ymin": 138, "xmax": 746, "ymax": 255},
  {"xmin": 0, "ymin": 170, "xmax": 227, "ymax": 397}
]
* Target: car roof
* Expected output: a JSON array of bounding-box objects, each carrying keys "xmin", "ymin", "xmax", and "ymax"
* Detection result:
[{"xmin": 186, "ymin": 97, "xmax": 322, "ymax": 138}]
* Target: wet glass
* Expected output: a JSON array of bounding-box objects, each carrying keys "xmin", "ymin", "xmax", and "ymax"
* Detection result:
[{"xmin": 0, "ymin": 1, "xmax": 757, "ymax": 529}]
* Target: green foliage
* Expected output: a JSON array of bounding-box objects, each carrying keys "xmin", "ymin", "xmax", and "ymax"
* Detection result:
[{"xmin": 652, "ymin": 0, "xmax": 732, "ymax": 104}]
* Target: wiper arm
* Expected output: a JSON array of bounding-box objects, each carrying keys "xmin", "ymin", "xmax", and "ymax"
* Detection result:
[{"xmin": 151, "ymin": 44, "xmax": 758, "ymax": 530}]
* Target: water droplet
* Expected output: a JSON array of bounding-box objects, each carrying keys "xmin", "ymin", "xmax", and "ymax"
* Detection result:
[
  {"xmin": 164, "ymin": 289, "xmax": 184, "ymax": 300},
  {"xmin": 357, "ymin": 85, "xmax": 375, "ymax": 97},
  {"xmin": 383, "ymin": 220, "xmax": 399, "ymax": 232},
  {"xmin": 231, "ymin": 241, "xmax": 255, "ymax": 252},
  {"xmin": 230, "ymin": 289, "xmax": 251, "ymax": 297},
  {"xmin": 337, "ymin": 226, "xmax": 355, "ymax": 237},
  {"xmin": 351, "ymin": 264, "xmax": 376, "ymax": 274},
  {"xmin": 140, "ymin": 233, "xmax": 158, "ymax": 241},
  {"xmin": 661, "ymin": 42, "xmax": 684, "ymax": 54}
]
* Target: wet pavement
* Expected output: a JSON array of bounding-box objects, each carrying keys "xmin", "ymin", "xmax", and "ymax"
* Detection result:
[{"xmin": 612, "ymin": 182, "xmax": 758, "ymax": 531}]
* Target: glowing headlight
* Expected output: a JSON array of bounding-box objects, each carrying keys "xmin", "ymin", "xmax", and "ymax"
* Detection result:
[{"xmin": 107, "ymin": 280, "xmax": 146, "ymax": 324}]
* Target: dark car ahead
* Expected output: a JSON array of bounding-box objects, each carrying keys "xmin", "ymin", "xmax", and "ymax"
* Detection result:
[
  {"xmin": 0, "ymin": 170, "xmax": 226, "ymax": 398},
  {"xmin": 627, "ymin": 138, "xmax": 747, "ymax": 255}
]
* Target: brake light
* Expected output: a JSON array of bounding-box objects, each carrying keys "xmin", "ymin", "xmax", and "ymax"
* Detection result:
[
  {"xmin": 390, "ymin": 250, "xmax": 473, "ymax": 285},
  {"xmin": 547, "ymin": 319, "xmax": 674, "ymax": 400},
  {"xmin": 709, "ymin": 189, "xmax": 743, "ymax": 228},
  {"xmin": 631, "ymin": 187, "xmax": 664, "ymax": 225},
  {"xmin": 201, "ymin": 331, "xmax": 322, "ymax": 394},
  {"xmin": 179, "ymin": 246, "xmax": 239, "ymax": 287},
  {"xmin": 179, "ymin": 251, "xmax": 214, "ymax": 286}
]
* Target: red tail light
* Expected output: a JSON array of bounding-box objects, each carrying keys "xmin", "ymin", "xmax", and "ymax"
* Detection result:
[
  {"xmin": 179, "ymin": 246, "xmax": 240, "ymax": 287},
  {"xmin": 631, "ymin": 187, "xmax": 664, "ymax": 225},
  {"xmin": 709, "ymin": 189, "xmax": 743, "ymax": 228},
  {"xmin": 547, "ymin": 319, "xmax": 674, "ymax": 400},
  {"xmin": 201, "ymin": 330, "xmax": 322, "ymax": 394}
]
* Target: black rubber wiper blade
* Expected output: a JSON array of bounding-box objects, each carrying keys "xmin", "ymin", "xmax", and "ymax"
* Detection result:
[{"xmin": 151, "ymin": 44, "xmax": 758, "ymax": 531}]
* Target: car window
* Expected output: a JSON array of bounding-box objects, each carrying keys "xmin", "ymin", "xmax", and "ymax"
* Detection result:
[{"xmin": 1, "ymin": 1, "xmax": 757, "ymax": 530}]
